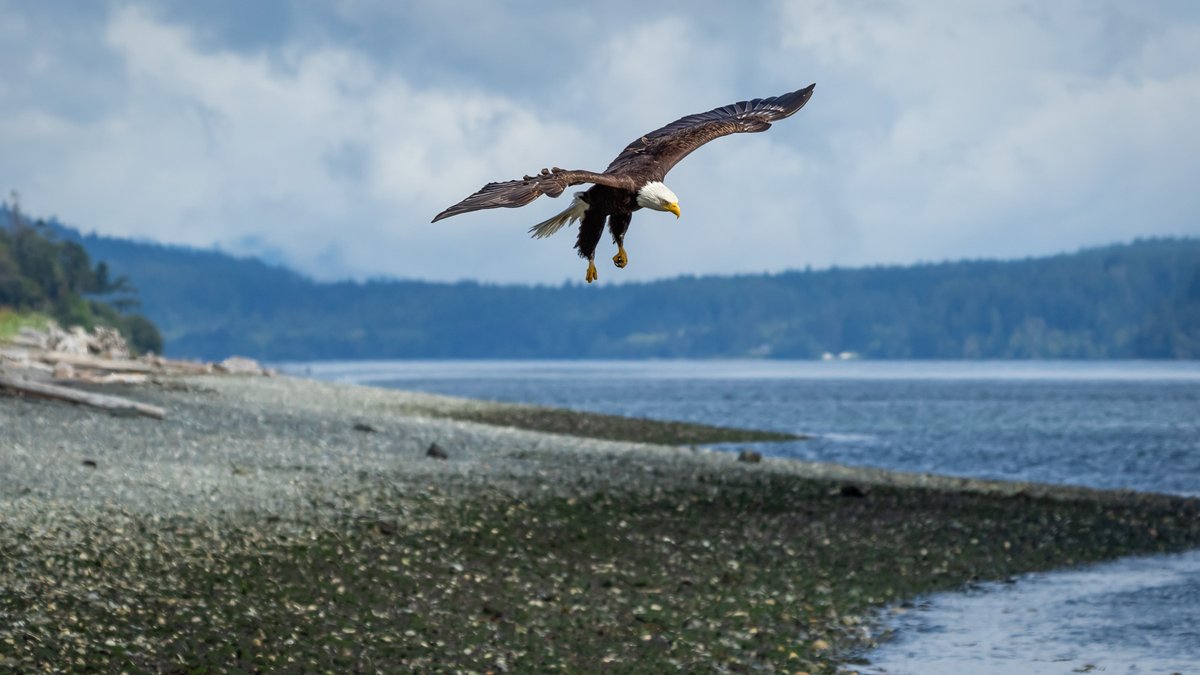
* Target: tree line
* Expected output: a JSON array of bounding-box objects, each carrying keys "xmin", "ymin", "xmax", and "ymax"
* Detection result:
[
  {"xmin": 25, "ymin": 208, "xmax": 1200, "ymax": 361},
  {"xmin": 0, "ymin": 202, "xmax": 162, "ymax": 354},
  {"xmin": 56, "ymin": 213, "xmax": 1200, "ymax": 362}
]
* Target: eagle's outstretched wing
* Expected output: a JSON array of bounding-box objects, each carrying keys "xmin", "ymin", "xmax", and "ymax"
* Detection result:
[
  {"xmin": 432, "ymin": 169, "xmax": 636, "ymax": 222},
  {"xmin": 604, "ymin": 84, "xmax": 815, "ymax": 180}
]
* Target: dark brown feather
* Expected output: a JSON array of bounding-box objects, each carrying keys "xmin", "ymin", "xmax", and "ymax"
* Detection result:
[
  {"xmin": 431, "ymin": 169, "xmax": 635, "ymax": 222},
  {"xmin": 603, "ymin": 84, "xmax": 815, "ymax": 180}
]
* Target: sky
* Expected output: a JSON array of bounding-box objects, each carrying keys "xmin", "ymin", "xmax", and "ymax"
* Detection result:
[{"xmin": 1, "ymin": 1, "xmax": 1197, "ymax": 284}]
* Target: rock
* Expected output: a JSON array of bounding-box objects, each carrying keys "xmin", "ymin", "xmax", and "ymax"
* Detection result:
[
  {"xmin": 12, "ymin": 327, "xmax": 47, "ymax": 348},
  {"xmin": 737, "ymin": 449, "xmax": 762, "ymax": 463},
  {"xmin": 839, "ymin": 484, "xmax": 868, "ymax": 498},
  {"xmin": 426, "ymin": 443, "xmax": 449, "ymax": 460},
  {"xmin": 51, "ymin": 325, "xmax": 91, "ymax": 355},
  {"xmin": 7, "ymin": 320, "xmax": 134, "ymax": 359},
  {"xmin": 92, "ymin": 326, "xmax": 131, "ymax": 359},
  {"xmin": 61, "ymin": 329, "xmax": 90, "ymax": 353},
  {"xmin": 482, "ymin": 602, "xmax": 504, "ymax": 620},
  {"xmin": 217, "ymin": 356, "xmax": 265, "ymax": 375}
]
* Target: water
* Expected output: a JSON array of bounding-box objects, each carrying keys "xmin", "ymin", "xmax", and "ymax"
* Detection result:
[
  {"xmin": 285, "ymin": 360, "xmax": 1200, "ymax": 496},
  {"xmin": 281, "ymin": 359, "xmax": 1200, "ymax": 672},
  {"xmin": 862, "ymin": 550, "xmax": 1200, "ymax": 674}
]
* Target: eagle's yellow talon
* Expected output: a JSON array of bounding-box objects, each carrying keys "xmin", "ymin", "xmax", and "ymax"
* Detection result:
[
  {"xmin": 585, "ymin": 261, "xmax": 598, "ymax": 283},
  {"xmin": 613, "ymin": 247, "xmax": 628, "ymax": 269}
]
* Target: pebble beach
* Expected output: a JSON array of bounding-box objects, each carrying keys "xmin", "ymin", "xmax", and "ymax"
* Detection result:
[{"xmin": 3, "ymin": 374, "xmax": 1199, "ymax": 672}]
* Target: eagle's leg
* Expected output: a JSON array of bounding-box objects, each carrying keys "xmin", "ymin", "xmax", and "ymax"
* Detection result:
[
  {"xmin": 576, "ymin": 209, "xmax": 607, "ymax": 284},
  {"xmin": 609, "ymin": 212, "xmax": 632, "ymax": 269}
]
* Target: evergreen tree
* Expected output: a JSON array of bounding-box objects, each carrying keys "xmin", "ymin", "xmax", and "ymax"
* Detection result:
[{"xmin": 0, "ymin": 201, "xmax": 163, "ymax": 354}]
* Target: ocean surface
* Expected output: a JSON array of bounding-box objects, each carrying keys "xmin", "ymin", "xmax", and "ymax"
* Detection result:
[{"xmin": 281, "ymin": 359, "xmax": 1200, "ymax": 673}]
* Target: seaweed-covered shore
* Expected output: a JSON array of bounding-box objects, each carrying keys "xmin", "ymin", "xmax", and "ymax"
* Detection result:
[{"xmin": 2, "ymin": 375, "xmax": 1198, "ymax": 673}]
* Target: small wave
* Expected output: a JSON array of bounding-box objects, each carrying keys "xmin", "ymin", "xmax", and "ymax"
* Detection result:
[{"xmin": 820, "ymin": 432, "xmax": 879, "ymax": 443}]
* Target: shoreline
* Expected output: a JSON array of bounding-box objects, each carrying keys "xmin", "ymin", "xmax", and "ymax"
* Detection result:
[{"xmin": 3, "ymin": 374, "xmax": 1199, "ymax": 672}]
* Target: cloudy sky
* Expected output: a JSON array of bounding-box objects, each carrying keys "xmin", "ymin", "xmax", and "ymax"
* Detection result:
[{"xmin": 2, "ymin": 1, "xmax": 1197, "ymax": 284}]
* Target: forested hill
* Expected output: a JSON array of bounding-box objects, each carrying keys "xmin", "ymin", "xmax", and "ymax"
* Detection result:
[
  {"xmin": 0, "ymin": 208, "xmax": 162, "ymax": 354},
  {"xmin": 28, "ymin": 211, "xmax": 1200, "ymax": 360}
]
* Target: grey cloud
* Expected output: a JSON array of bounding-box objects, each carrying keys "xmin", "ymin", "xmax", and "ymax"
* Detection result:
[{"xmin": 0, "ymin": 1, "xmax": 1196, "ymax": 284}]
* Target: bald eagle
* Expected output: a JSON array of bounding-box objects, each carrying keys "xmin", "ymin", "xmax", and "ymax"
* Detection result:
[{"xmin": 433, "ymin": 84, "xmax": 815, "ymax": 283}]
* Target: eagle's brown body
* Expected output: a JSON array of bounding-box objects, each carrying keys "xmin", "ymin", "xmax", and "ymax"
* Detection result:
[{"xmin": 433, "ymin": 84, "xmax": 815, "ymax": 282}]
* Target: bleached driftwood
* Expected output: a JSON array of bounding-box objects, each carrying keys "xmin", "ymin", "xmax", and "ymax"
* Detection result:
[
  {"xmin": 33, "ymin": 351, "xmax": 156, "ymax": 373},
  {"xmin": 60, "ymin": 372, "xmax": 151, "ymax": 385},
  {"xmin": 0, "ymin": 373, "xmax": 165, "ymax": 419},
  {"xmin": 145, "ymin": 356, "xmax": 214, "ymax": 374}
]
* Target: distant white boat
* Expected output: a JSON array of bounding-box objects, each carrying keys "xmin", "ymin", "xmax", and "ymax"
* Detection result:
[{"xmin": 821, "ymin": 351, "xmax": 860, "ymax": 361}]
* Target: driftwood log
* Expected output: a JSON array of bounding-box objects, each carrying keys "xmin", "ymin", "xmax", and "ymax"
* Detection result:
[
  {"xmin": 31, "ymin": 351, "xmax": 157, "ymax": 373},
  {"xmin": 2, "ymin": 322, "xmax": 271, "ymax": 419},
  {"xmin": 0, "ymin": 373, "xmax": 165, "ymax": 419}
]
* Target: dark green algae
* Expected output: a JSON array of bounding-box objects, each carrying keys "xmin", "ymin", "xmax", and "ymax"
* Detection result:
[{"xmin": 412, "ymin": 400, "xmax": 802, "ymax": 445}]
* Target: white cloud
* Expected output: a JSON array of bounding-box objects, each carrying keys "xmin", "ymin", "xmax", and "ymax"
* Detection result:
[
  {"xmin": 775, "ymin": 0, "xmax": 1200, "ymax": 264},
  {"xmin": 0, "ymin": 5, "xmax": 613, "ymax": 281}
]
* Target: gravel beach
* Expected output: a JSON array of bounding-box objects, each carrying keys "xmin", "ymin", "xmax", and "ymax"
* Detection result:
[{"xmin": 3, "ymin": 374, "xmax": 1199, "ymax": 672}]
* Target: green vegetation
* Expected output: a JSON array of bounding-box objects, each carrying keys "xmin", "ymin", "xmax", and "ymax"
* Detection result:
[
  {"xmin": 17, "ymin": 205, "xmax": 1199, "ymax": 360},
  {"xmin": 3, "ymin": 471, "xmax": 1197, "ymax": 672},
  {"xmin": 0, "ymin": 309, "xmax": 52, "ymax": 341},
  {"xmin": 0, "ymin": 204, "xmax": 162, "ymax": 353},
  {"xmin": 0, "ymin": 204, "xmax": 162, "ymax": 354}
]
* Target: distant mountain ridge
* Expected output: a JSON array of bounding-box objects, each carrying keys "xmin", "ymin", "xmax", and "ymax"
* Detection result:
[{"xmin": 19, "ymin": 209, "xmax": 1200, "ymax": 360}]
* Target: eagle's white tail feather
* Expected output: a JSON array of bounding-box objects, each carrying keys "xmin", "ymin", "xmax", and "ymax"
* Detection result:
[{"xmin": 528, "ymin": 192, "xmax": 588, "ymax": 239}]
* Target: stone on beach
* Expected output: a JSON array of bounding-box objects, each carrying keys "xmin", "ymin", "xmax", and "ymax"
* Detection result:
[{"xmin": 737, "ymin": 449, "xmax": 763, "ymax": 463}]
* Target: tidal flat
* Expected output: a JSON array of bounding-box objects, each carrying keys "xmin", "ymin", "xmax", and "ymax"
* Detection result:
[{"xmin": 2, "ymin": 375, "xmax": 1198, "ymax": 673}]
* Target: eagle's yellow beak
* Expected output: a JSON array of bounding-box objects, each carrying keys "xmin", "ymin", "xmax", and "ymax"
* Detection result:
[{"xmin": 666, "ymin": 202, "xmax": 681, "ymax": 219}]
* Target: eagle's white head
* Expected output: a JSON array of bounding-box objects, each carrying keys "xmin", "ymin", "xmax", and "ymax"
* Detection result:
[{"xmin": 636, "ymin": 181, "xmax": 681, "ymax": 218}]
